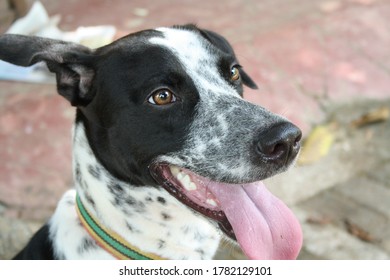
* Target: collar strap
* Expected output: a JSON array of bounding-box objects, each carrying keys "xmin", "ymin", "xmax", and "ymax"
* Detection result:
[{"xmin": 75, "ymin": 194, "xmax": 165, "ymax": 260}]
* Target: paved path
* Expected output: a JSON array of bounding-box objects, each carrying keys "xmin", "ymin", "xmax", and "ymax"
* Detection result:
[{"xmin": 1, "ymin": 0, "xmax": 389, "ymax": 259}]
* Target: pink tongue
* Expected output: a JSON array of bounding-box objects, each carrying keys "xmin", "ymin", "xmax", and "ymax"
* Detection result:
[{"xmin": 207, "ymin": 181, "xmax": 302, "ymax": 260}]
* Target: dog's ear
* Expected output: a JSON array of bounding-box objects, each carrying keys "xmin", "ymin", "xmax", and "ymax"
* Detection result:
[
  {"xmin": 0, "ymin": 34, "xmax": 95, "ymax": 106},
  {"xmin": 199, "ymin": 29, "xmax": 258, "ymax": 90}
]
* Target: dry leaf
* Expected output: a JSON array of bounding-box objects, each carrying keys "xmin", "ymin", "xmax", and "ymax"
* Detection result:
[
  {"xmin": 344, "ymin": 219, "xmax": 376, "ymax": 243},
  {"xmin": 351, "ymin": 106, "xmax": 389, "ymax": 128},
  {"xmin": 298, "ymin": 123, "xmax": 336, "ymax": 165}
]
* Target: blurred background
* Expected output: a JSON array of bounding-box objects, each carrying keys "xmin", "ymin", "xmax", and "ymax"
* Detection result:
[{"xmin": 0, "ymin": 0, "xmax": 389, "ymax": 259}]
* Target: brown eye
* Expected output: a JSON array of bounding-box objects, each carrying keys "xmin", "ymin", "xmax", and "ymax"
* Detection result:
[
  {"xmin": 148, "ymin": 89, "xmax": 177, "ymax": 105},
  {"xmin": 230, "ymin": 66, "xmax": 240, "ymax": 81}
]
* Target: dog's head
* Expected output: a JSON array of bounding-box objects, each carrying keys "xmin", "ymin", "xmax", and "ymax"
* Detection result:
[{"xmin": 0, "ymin": 25, "xmax": 302, "ymax": 259}]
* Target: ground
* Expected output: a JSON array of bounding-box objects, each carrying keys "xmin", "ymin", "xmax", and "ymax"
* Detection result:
[{"xmin": 0, "ymin": 0, "xmax": 389, "ymax": 259}]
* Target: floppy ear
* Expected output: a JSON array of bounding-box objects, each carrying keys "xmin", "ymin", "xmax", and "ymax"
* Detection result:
[
  {"xmin": 0, "ymin": 34, "xmax": 95, "ymax": 106},
  {"xmin": 199, "ymin": 29, "xmax": 258, "ymax": 90}
]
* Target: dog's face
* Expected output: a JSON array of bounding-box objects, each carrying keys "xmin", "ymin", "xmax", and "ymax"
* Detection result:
[
  {"xmin": 0, "ymin": 25, "xmax": 302, "ymax": 259},
  {"xmin": 81, "ymin": 26, "xmax": 263, "ymax": 184}
]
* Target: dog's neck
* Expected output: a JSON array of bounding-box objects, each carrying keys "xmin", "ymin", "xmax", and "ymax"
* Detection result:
[{"xmin": 71, "ymin": 123, "xmax": 220, "ymax": 259}]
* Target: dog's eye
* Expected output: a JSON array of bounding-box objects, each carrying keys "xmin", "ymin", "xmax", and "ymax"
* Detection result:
[
  {"xmin": 230, "ymin": 66, "xmax": 240, "ymax": 81},
  {"xmin": 148, "ymin": 89, "xmax": 177, "ymax": 105}
]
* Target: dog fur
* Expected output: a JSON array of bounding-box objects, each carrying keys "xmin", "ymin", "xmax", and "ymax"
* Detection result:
[{"xmin": 0, "ymin": 24, "xmax": 301, "ymax": 260}]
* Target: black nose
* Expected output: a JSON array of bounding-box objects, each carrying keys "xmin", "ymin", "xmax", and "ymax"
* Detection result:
[{"xmin": 255, "ymin": 122, "xmax": 302, "ymax": 164}]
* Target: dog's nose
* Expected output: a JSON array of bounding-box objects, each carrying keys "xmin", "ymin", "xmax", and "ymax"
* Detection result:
[{"xmin": 255, "ymin": 122, "xmax": 302, "ymax": 164}]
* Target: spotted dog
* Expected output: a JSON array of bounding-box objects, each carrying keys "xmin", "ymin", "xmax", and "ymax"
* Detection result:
[{"xmin": 0, "ymin": 24, "xmax": 303, "ymax": 260}]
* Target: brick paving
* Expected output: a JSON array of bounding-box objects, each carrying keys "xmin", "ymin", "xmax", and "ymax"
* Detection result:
[{"xmin": 1, "ymin": 0, "xmax": 390, "ymax": 259}]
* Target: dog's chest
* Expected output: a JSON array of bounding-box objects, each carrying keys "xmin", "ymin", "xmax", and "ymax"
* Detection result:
[{"xmin": 49, "ymin": 189, "xmax": 221, "ymax": 259}]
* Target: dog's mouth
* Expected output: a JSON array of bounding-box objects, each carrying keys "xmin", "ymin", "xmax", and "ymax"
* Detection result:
[{"xmin": 150, "ymin": 163, "xmax": 302, "ymax": 260}]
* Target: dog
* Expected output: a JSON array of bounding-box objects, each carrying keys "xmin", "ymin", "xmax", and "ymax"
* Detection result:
[{"xmin": 0, "ymin": 24, "xmax": 302, "ymax": 260}]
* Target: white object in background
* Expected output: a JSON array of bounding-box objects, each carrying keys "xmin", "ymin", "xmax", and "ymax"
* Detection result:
[
  {"xmin": 1, "ymin": 1, "xmax": 117, "ymax": 84},
  {"xmin": 0, "ymin": 60, "xmax": 55, "ymax": 84},
  {"xmin": 7, "ymin": 1, "xmax": 51, "ymax": 35},
  {"xmin": 64, "ymin": 25, "xmax": 117, "ymax": 48}
]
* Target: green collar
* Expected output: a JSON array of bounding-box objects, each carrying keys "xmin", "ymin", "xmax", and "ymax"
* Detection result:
[{"xmin": 75, "ymin": 194, "xmax": 165, "ymax": 260}]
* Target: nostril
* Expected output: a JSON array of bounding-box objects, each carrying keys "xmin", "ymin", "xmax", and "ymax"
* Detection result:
[
  {"xmin": 274, "ymin": 143, "xmax": 287, "ymax": 156},
  {"xmin": 258, "ymin": 142, "xmax": 286, "ymax": 159}
]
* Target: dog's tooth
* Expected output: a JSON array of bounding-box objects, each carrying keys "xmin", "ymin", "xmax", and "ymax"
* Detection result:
[
  {"xmin": 182, "ymin": 181, "xmax": 197, "ymax": 191},
  {"xmin": 177, "ymin": 172, "xmax": 184, "ymax": 181},
  {"xmin": 174, "ymin": 171, "xmax": 197, "ymax": 191},
  {"xmin": 182, "ymin": 175, "xmax": 191, "ymax": 186},
  {"xmin": 206, "ymin": 199, "xmax": 217, "ymax": 206},
  {"xmin": 188, "ymin": 182, "xmax": 197, "ymax": 191},
  {"xmin": 180, "ymin": 175, "xmax": 197, "ymax": 191},
  {"xmin": 170, "ymin": 166, "xmax": 180, "ymax": 177}
]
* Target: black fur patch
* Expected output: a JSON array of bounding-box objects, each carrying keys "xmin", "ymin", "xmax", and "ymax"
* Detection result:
[
  {"xmin": 75, "ymin": 162, "xmax": 82, "ymax": 185},
  {"xmin": 195, "ymin": 248, "xmax": 205, "ymax": 258},
  {"xmin": 88, "ymin": 164, "xmax": 101, "ymax": 179},
  {"xmin": 85, "ymin": 193, "xmax": 96, "ymax": 208},
  {"xmin": 157, "ymin": 239, "xmax": 166, "ymax": 249},
  {"xmin": 161, "ymin": 212, "xmax": 171, "ymax": 220},
  {"xmin": 126, "ymin": 222, "xmax": 134, "ymax": 232},
  {"xmin": 77, "ymin": 237, "xmax": 98, "ymax": 255},
  {"xmin": 157, "ymin": 196, "xmax": 166, "ymax": 205},
  {"xmin": 107, "ymin": 182, "xmax": 124, "ymax": 197}
]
